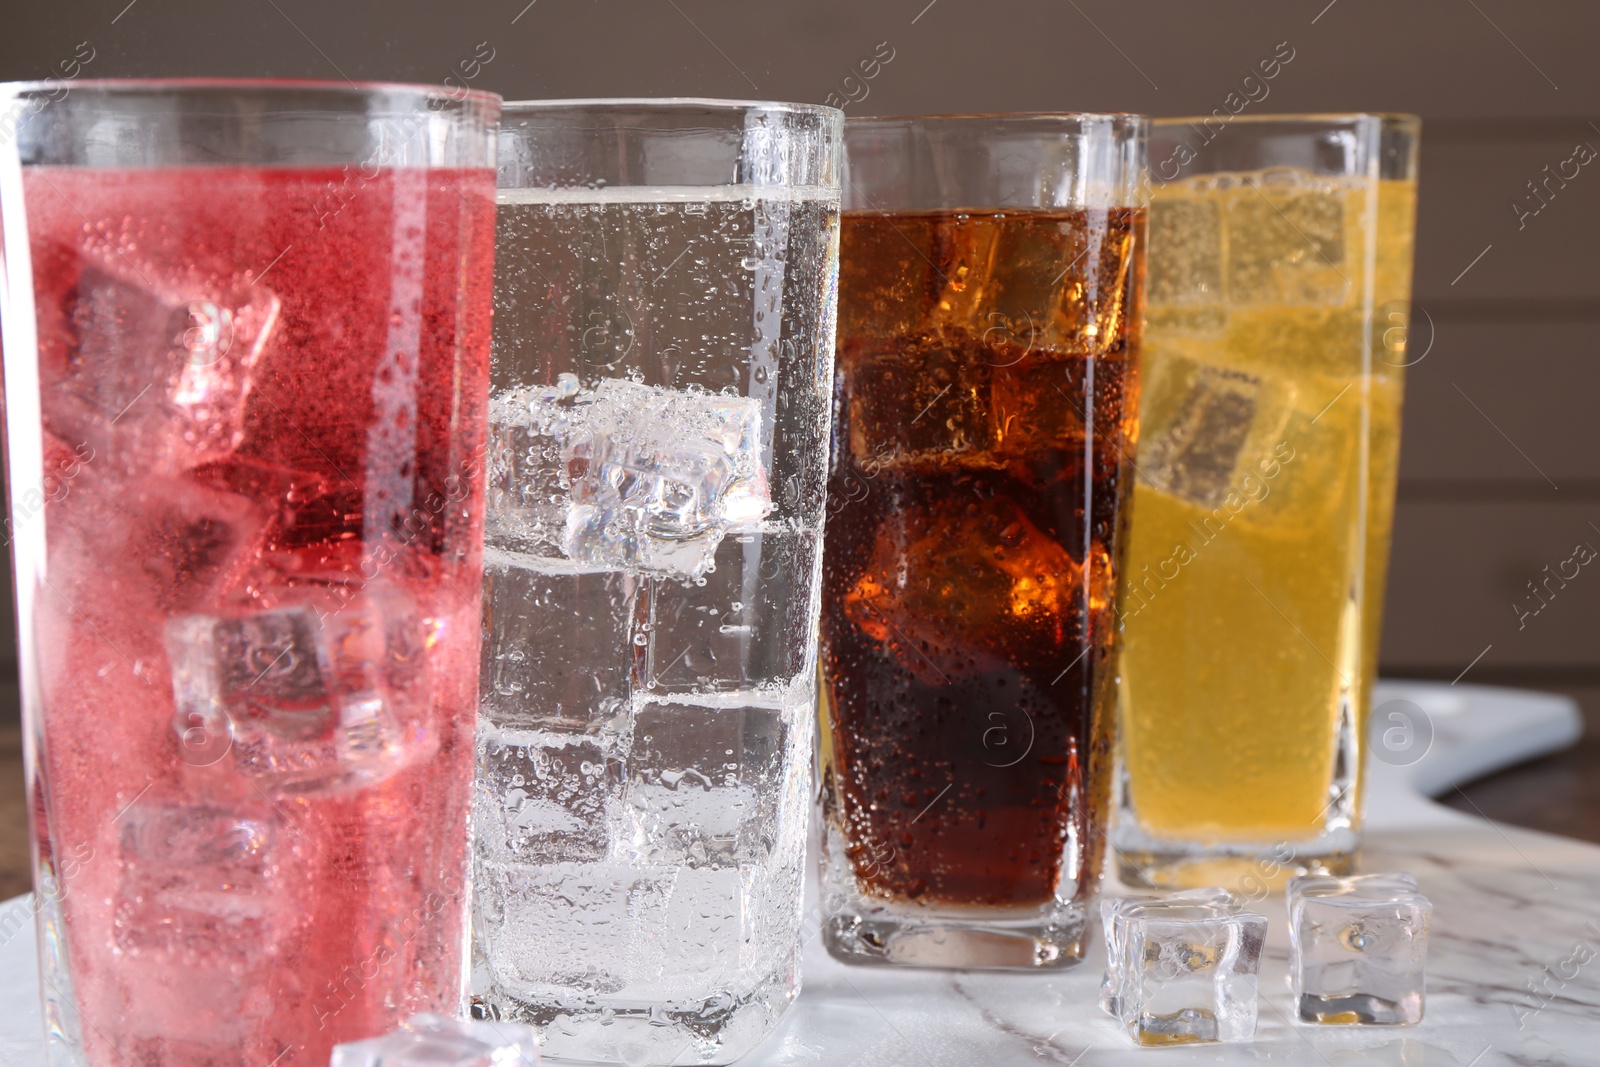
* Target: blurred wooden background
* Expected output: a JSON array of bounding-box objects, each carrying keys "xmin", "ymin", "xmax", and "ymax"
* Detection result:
[{"xmin": 0, "ymin": 0, "xmax": 1596, "ymax": 891}]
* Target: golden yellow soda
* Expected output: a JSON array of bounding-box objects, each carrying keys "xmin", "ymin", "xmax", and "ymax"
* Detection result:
[{"xmin": 1116, "ymin": 152, "xmax": 1417, "ymax": 884}]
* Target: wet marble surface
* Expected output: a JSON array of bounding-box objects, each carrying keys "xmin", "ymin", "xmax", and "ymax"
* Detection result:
[{"xmin": 1, "ymin": 683, "xmax": 1596, "ymax": 1066}]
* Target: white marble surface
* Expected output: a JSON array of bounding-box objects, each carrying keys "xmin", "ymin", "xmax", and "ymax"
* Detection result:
[{"xmin": 2, "ymin": 682, "xmax": 1596, "ymax": 1066}]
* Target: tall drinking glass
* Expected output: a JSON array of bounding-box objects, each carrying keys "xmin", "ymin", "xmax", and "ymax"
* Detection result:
[
  {"xmin": 1114, "ymin": 115, "xmax": 1420, "ymax": 888},
  {"xmin": 476, "ymin": 99, "xmax": 841, "ymax": 1064},
  {"xmin": 0, "ymin": 80, "xmax": 499, "ymax": 1066},
  {"xmin": 819, "ymin": 114, "xmax": 1148, "ymax": 968}
]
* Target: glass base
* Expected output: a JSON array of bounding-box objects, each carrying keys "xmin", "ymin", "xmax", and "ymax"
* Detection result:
[
  {"xmin": 822, "ymin": 899, "xmax": 1088, "ymax": 970},
  {"xmin": 1114, "ymin": 833, "xmax": 1357, "ymax": 892},
  {"xmin": 472, "ymin": 975, "xmax": 793, "ymax": 1066},
  {"xmin": 815, "ymin": 816, "xmax": 1094, "ymax": 970}
]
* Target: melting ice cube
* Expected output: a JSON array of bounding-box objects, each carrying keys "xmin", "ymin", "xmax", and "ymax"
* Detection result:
[
  {"xmin": 166, "ymin": 593, "xmax": 420, "ymax": 793},
  {"xmin": 1100, "ymin": 887, "xmax": 1238, "ymax": 1018},
  {"xmin": 486, "ymin": 377, "xmax": 767, "ymax": 577},
  {"xmin": 1288, "ymin": 872, "xmax": 1431, "ymax": 1025},
  {"xmin": 1099, "ymin": 895, "xmax": 1268, "ymax": 1046},
  {"xmin": 48, "ymin": 262, "xmax": 278, "ymax": 471},
  {"xmin": 330, "ymin": 1012, "xmax": 540, "ymax": 1067}
]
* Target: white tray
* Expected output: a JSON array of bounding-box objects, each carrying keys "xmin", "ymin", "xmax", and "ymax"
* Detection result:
[{"xmin": 0, "ymin": 681, "xmax": 1590, "ymax": 1066}]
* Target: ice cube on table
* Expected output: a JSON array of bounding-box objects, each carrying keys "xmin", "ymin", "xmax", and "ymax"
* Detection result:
[
  {"xmin": 113, "ymin": 802, "xmax": 282, "ymax": 957},
  {"xmin": 165, "ymin": 593, "xmax": 418, "ymax": 793},
  {"xmin": 46, "ymin": 262, "xmax": 278, "ymax": 471},
  {"xmin": 1099, "ymin": 896, "xmax": 1268, "ymax": 1046},
  {"xmin": 475, "ymin": 724, "xmax": 621, "ymax": 865},
  {"xmin": 1224, "ymin": 171, "xmax": 1350, "ymax": 307},
  {"xmin": 1288, "ymin": 872, "xmax": 1431, "ymax": 1025},
  {"xmin": 1098, "ymin": 888, "xmax": 1238, "ymax": 1018},
  {"xmin": 330, "ymin": 1012, "xmax": 539, "ymax": 1067}
]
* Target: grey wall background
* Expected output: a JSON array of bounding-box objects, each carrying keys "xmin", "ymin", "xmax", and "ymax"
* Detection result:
[{"xmin": 1, "ymin": 0, "xmax": 1598, "ymax": 698}]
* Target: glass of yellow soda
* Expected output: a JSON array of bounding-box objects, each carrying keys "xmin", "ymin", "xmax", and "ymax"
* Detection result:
[{"xmin": 1114, "ymin": 115, "xmax": 1420, "ymax": 889}]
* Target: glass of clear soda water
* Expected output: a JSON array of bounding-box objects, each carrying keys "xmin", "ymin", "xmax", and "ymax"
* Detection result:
[{"xmin": 474, "ymin": 99, "xmax": 842, "ymax": 1064}]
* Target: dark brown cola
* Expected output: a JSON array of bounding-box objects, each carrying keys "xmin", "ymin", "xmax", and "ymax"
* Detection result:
[{"xmin": 820, "ymin": 207, "xmax": 1143, "ymax": 908}]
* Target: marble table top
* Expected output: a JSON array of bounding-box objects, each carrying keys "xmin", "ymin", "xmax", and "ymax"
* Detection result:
[{"xmin": 1, "ymin": 681, "xmax": 1595, "ymax": 1067}]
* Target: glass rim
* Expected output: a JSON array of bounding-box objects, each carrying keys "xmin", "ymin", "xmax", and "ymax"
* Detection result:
[
  {"xmin": 846, "ymin": 110, "xmax": 1147, "ymax": 128},
  {"xmin": 0, "ymin": 76, "xmax": 500, "ymax": 109},
  {"xmin": 500, "ymin": 96, "xmax": 841, "ymax": 120},
  {"xmin": 1153, "ymin": 112, "xmax": 1420, "ymax": 129}
]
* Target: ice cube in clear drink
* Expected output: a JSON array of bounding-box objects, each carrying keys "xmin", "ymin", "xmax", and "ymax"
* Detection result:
[
  {"xmin": 487, "ymin": 378, "xmax": 584, "ymax": 557},
  {"xmin": 165, "ymin": 594, "xmax": 415, "ymax": 793},
  {"xmin": 564, "ymin": 379, "xmax": 767, "ymax": 578},
  {"xmin": 473, "ymin": 860, "xmax": 640, "ymax": 998},
  {"xmin": 46, "ymin": 261, "xmax": 279, "ymax": 471},
  {"xmin": 620, "ymin": 701, "xmax": 785, "ymax": 869},
  {"xmin": 330, "ymin": 1011, "xmax": 540, "ymax": 1067},
  {"xmin": 475, "ymin": 724, "xmax": 621, "ymax": 865},
  {"xmin": 1101, "ymin": 897, "xmax": 1268, "ymax": 1046},
  {"xmin": 640, "ymin": 528, "xmax": 817, "ymax": 695},
  {"xmin": 487, "ymin": 377, "xmax": 767, "ymax": 578},
  {"xmin": 113, "ymin": 802, "xmax": 284, "ymax": 957},
  {"xmin": 1288, "ymin": 872, "xmax": 1431, "ymax": 1025},
  {"xmin": 480, "ymin": 554, "xmax": 638, "ymax": 730}
]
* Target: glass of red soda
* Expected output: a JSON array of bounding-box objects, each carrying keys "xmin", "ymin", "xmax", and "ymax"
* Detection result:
[{"xmin": 0, "ymin": 80, "xmax": 498, "ymax": 1065}]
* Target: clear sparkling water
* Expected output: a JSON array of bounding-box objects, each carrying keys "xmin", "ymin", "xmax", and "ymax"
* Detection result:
[{"xmin": 475, "ymin": 186, "xmax": 838, "ymax": 1064}]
